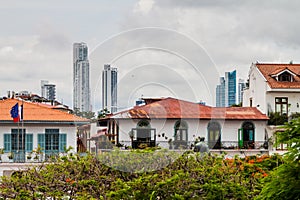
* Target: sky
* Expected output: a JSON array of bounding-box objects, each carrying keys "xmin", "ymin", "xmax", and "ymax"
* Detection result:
[{"xmin": 1, "ymin": 0, "xmax": 300, "ymax": 112}]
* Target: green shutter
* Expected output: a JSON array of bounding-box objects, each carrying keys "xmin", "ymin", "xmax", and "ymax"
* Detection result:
[
  {"xmin": 38, "ymin": 134, "xmax": 45, "ymax": 152},
  {"xmin": 4, "ymin": 134, "xmax": 11, "ymax": 153},
  {"xmin": 26, "ymin": 134, "xmax": 33, "ymax": 152},
  {"xmin": 59, "ymin": 134, "xmax": 67, "ymax": 152}
]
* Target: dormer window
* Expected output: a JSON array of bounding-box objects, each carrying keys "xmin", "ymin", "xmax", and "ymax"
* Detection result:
[{"xmin": 278, "ymin": 71, "xmax": 292, "ymax": 82}]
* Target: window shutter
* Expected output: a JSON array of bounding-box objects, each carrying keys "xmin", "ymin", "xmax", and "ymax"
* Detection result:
[
  {"xmin": 4, "ymin": 134, "xmax": 11, "ymax": 153},
  {"xmin": 26, "ymin": 134, "xmax": 33, "ymax": 152},
  {"xmin": 59, "ymin": 134, "xmax": 67, "ymax": 152},
  {"xmin": 38, "ymin": 134, "xmax": 45, "ymax": 152}
]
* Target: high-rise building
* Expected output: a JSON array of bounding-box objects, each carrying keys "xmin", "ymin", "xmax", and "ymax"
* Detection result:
[
  {"xmin": 102, "ymin": 64, "xmax": 118, "ymax": 113},
  {"xmin": 41, "ymin": 80, "xmax": 56, "ymax": 101},
  {"xmin": 73, "ymin": 42, "xmax": 91, "ymax": 112},
  {"xmin": 216, "ymin": 70, "xmax": 236, "ymax": 107},
  {"xmin": 216, "ymin": 77, "xmax": 225, "ymax": 107},
  {"xmin": 225, "ymin": 70, "xmax": 236, "ymax": 107},
  {"xmin": 238, "ymin": 79, "xmax": 246, "ymax": 104}
]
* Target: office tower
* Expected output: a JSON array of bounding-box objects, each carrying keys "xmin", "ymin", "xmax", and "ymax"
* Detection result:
[
  {"xmin": 216, "ymin": 70, "xmax": 237, "ymax": 107},
  {"xmin": 73, "ymin": 42, "xmax": 91, "ymax": 112},
  {"xmin": 216, "ymin": 77, "xmax": 225, "ymax": 107},
  {"xmin": 41, "ymin": 80, "xmax": 56, "ymax": 101},
  {"xmin": 225, "ymin": 70, "xmax": 236, "ymax": 106},
  {"xmin": 238, "ymin": 79, "xmax": 246, "ymax": 104},
  {"xmin": 102, "ymin": 64, "xmax": 118, "ymax": 113}
]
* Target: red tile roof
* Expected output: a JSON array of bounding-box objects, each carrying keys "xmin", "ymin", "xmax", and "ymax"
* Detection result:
[
  {"xmin": 111, "ymin": 98, "xmax": 268, "ymax": 120},
  {"xmin": 0, "ymin": 99, "xmax": 89, "ymax": 123},
  {"xmin": 256, "ymin": 63, "xmax": 300, "ymax": 89}
]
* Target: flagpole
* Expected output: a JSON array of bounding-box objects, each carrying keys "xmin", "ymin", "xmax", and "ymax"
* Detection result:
[{"xmin": 21, "ymin": 100, "xmax": 24, "ymax": 162}]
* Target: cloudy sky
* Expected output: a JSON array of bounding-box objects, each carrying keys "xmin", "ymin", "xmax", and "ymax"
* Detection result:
[{"xmin": 1, "ymin": 0, "xmax": 300, "ymax": 111}]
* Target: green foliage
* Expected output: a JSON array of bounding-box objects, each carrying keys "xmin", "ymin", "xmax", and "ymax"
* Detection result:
[
  {"xmin": 257, "ymin": 117, "xmax": 300, "ymax": 200},
  {"xmin": 267, "ymin": 112, "xmax": 288, "ymax": 125},
  {"xmin": 0, "ymin": 151, "xmax": 283, "ymax": 199},
  {"xmin": 73, "ymin": 107, "xmax": 95, "ymax": 120}
]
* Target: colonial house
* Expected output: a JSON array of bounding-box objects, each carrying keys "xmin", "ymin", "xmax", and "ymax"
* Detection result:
[
  {"xmin": 243, "ymin": 63, "xmax": 300, "ymax": 116},
  {"xmin": 0, "ymin": 98, "xmax": 89, "ymax": 163},
  {"xmin": 100, "ymin": 97, "xmax": 268, "ymax": 152}
]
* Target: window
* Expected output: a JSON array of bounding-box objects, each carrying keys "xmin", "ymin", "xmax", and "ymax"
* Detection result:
[
  {"xmin": 131, "ymin": 120, "xmax": 156, "ymax": 148},
  {"xmin": 174, "ymin": 121, "xmax": 188, "ymax": 141},
  {"xmin": 45, "ymin": 129, "xmax": 59, "ymax": 153},
  {"xmin": 278, "ymin": 72, "xmax": 292, "ymax": 82},
  {"xmin": 11, "ymin": 129, "xmax": 26, "ymax": 152},
  {"xmin": 38, "ymin": 129, "xmax": 67, "ymax": 154},
  {"xmin": 207, "ymin": 121, "xmax": 221, "ymax": 149},
  {"xmin": 275, "ymin": 97, "xmax": 288, "ymax": 115}
]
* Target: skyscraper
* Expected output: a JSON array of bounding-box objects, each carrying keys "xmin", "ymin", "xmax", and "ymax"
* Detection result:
[
  {"xmin": 238, "ymin": 78, "xmax": 246, "ymax": 104},
  {"xmin": 225, "ymin": 70, "xmax": 236, "ymax": 107},
  {"xmin": 102, "ymin": 64, "xmax": 118, "ymax": 113},
  {"xmin": 216, "ymin": 70, "xmax": 237, "ymax": 107},
  {"xmin": 41, "ymin": 80, "xmax": 56, "ymax": 101},
  {"xmin": 216, "ymin": 77, "xmax": 225, "ymax": 107},
  {"xmin": 73, "ymin": 42, "xmax": 91, "ymax": 112}
]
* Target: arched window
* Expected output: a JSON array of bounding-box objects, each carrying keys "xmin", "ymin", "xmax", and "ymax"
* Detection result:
[
  {"xmin": 207, "ymin": 121, "xmax": 221, "ymax": 149},
  {"xmin": 131, "ymin": 120, "xmax": 156, "ymax": 148},
  {"xmin": 137, "ymin": 120, "xmax": 150, "ymax": 128},
  {"xmin": 241, "ymin": 121, "xmax": 255, "ymax": 149},
  {"xmin": 173, "ymin": 120, "xmax": 188, "ymax": 149}
]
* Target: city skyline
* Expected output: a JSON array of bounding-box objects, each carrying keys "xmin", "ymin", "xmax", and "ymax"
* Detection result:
[{"xmin": 1, "ymin": 1, "xmax": 300, "ymax": 110}]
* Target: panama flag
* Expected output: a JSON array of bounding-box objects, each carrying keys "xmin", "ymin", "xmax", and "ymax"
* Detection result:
[{"xmin": 10, "ymin": 103, "xmax": 23, "ymax": 122}]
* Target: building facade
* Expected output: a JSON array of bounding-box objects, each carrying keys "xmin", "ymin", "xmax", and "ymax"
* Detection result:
[
  {"xmin": 238, "ymin": 79, "xmax": 246, "ymax": 105},
  {"xmin": 216, "ymin": 77, "xmax": 225, "ymax": 107},
  {"xmin": 102, "ymin": 64, "xmax": 118, "ymax": 113},
  {"xmin": 0, "ymin": 99, "xmax": 89, "ymax": 164},
  {"xmin": 41, "ymin": 80, "xmax": 56, "ymax": 101},
  {"xmin": 73, "ymin": 42, "xmax": 91, "ymax": 112},
  {"xmin": 216, "ymin": 70, "xmax": 236, "ymax": 107},
  {"xmin": 243, "ymin": 63, "xmax": 300, "ymax": 116},
  {"xmin": 101, "ymin": 97, "xmax": 268, "ymax": 151}
]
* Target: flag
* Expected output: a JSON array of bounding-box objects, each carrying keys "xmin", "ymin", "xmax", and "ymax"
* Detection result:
[{"xmin": 10, "ymin": 103, "xmax": 20, "ymax": 122}]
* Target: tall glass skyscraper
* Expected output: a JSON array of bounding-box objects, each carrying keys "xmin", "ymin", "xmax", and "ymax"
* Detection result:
[
  {"xmin": 102, "ymin": 64, "xmax": 118, "ymax": 113},
  {"xmin": 216, "ymin": 70, "xmax": 237, "ymax": 107},
  {"xmin": 73, "ymin": 42, "xmax": 91, "ymax": 112}
]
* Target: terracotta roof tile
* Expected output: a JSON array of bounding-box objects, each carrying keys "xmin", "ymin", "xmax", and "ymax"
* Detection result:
[
  {"xmin": 256, "ymin": 63, "xmax": 300, "ymax": 89},
  {"xmin": 111, "ymin": 98, "xmax": 268, "ymax": 120},
  {"xmin": 0, "ymin": 99, "xmax": 89, "ymax": 123}
]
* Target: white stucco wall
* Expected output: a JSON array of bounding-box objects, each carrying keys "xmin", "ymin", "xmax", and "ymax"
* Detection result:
[
  {"xmin": 117, "ymin": 118, "xmax": 267, "ymax": 147},
  {"xmin": 0, "ymin": 125, "xmax": 77, "ymax": 153},
  {"xmin": 266, "ymin": 92, "xmax": 300, "ymax": 114},
  {"xmin": 243, "ymin": 64, "xmax": 268, "ymax": 114}
]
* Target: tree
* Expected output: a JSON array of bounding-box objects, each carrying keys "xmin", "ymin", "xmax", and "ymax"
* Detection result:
[
  {"xmin": 257, "ymin": 117, "xmax": 300, "ymax": 200},
  {"xmin": 97, "ymin": 108, "xmax": 110, "ymax": 119}
]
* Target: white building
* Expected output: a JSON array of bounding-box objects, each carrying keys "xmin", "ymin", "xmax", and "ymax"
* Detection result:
[
  {"xmin": 102, "ymin": 64, "xmax": 118, "ymax": 113},
  {"xmin": 243, "ymin": 63, "xmax": 300, "ymax": 116},
  {"xmin": 0, "ymin": 98, "xmax": 89, "ymax": 163},
  {"xmin": 101, "ymin": 97, "xmax": 268, "ymax": 153},
  {"xmin": 73, "ymin": 42, "xmax": 91, "ymax": 112}
]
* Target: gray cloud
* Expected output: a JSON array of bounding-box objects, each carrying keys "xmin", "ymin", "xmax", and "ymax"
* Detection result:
[{"xmin": 1, "ymin": 0, "xmax": 300, "ymax": 111}]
